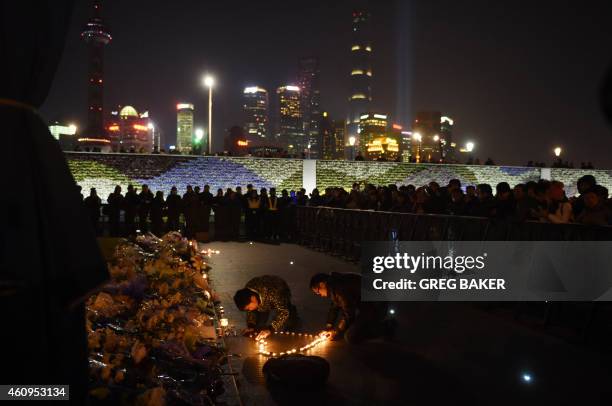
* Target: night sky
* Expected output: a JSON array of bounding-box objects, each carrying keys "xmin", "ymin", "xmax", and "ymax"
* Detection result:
[{"xmin": 41, "ymin": 0, "xmax": 612, "ymax": 167}]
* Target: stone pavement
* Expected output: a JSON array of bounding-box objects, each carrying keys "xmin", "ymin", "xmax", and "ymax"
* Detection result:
[{"xmin": 207, "ymin": 241, "xmax": 612, "ymax": 406}]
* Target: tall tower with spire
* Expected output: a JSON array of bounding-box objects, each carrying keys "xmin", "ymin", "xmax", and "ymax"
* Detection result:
[
  {"xmin": 79, "ymin": 0, "xmax": 112, "ymax": 151},
  {"xmin": 347, "ymin": 8, "xmax": 373, "ymax": 154}
]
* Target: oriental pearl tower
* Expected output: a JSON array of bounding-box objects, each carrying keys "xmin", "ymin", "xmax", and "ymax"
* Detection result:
[{"xmin": 79, "ymin": 0, "xmax": 112, "ymax": 152}]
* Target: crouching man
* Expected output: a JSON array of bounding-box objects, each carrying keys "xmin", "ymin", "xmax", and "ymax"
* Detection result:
[
  {"xmin": 234, "ymin": 275, "xmax": 299, "ymax": 341},
  {"xmin": 310, "ymin": 272, "xmax": 395, "ymax": 344}
]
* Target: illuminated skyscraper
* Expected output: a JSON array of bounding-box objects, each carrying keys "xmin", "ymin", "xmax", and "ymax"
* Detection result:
[
  {"xmin": 243, "ymin": 86, "xmax": 268, "ymax": 138},
  {"xmin": 176, "ymin": 103, "xmax": 194, "ymax": 154},
  {"xmin": 347, "ymin": 9, "xmax": 373, "ymax": 152},
  {"xmin": 440, "ymin": 116, "xmax": 454, "ymax": 160},
  {"xmin": 359, "ymin": 113, "xmax": 389, "ymax": 160},
  {"xmin": 276, "ymin": 85, "xmax": 303, "ymax": 156},
  {"xmin": 412, "ymin": 111, "xmax": 443, "ymax": 162},
  {"xmin": 399, "ymin": 130, "xmax": 413, "ymax": 162},
  {"xmin": 298, "ymin": 57, "xmax": 321, "ymax": 158},
  {"xmin": 320, "ymin": 112, "xmax": 346, "ymax": 160},
  {"xmin": 79, "ymin": 0, "xmax": 112, "ymax": 151},
  {"xmin": 320, "ymin": 112, "xmax": 334, "ymax": 160}
]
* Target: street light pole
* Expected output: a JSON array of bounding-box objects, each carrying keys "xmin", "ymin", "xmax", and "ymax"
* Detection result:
[
  {"xmin": 203, "ymin": 75, "xmax": 215, "ymax": 155},
  {"xmin": 208, "ymin": 85, "xmax": 212, "ymax": 155}
]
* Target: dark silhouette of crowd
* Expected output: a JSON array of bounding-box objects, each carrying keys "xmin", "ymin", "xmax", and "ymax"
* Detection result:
[
  {"xmin": 305, "ymin": 175, "xmax": 612, "ymax": 226},
  {"xmin": 80, "ymin": 175, "xmax": 612, "ymax": 238},
  {"xmin": 81, "ymin": 183, "xmax": 310, "ymax": 240},
  {"xmin": 526, "ymin": 159, "xmax": 596, "ymax": 169}
]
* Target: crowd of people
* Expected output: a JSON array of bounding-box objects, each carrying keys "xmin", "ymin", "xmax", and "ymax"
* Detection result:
[
  {"xmin": 79, "ymin": 183, "xmax": 310, "ymax": 239},
  {"xmin": 78, "ymin": 174, "xmax": 612, "ymax": 239},
  {"xmin": 312, "ymin": 175, "xmax": 612, "ymax": 226},
  {"xmin": 525, "ymin": 159, "xmax": 596, "ymax": 169}
]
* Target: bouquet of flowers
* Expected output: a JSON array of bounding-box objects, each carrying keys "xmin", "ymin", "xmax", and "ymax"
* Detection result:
[{"xmin": 87, "ymin": 232, "xmax": 224, "ymax": 405}]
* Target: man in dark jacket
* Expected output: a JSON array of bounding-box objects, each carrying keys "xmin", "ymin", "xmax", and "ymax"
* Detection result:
[
  {"xmin": 199, "ymin": 184, "xmax": 214, "ymax": 207},
  {"xmin": 467, "ymin": 183, "xmax": 496, "ymax": 217},
  {"xmin": 138, "ymin": 184, "xmax": 154, "ymax": 232},
  {"xmin": 576, "ymin": 187, "xmax": 612, "ymax": 226},
  {"xmin": 310, "ymin": 272, "xmax": 392, "ymax": 344},
  {"xmin": 572, "ymin": 175, "xmax": 597, "ymax": 218},
  {"xmin": 166, "ymin": 186, "xmax": 182, "ymax": 231},
  {"xmin": 107, "ymin": 185, "xmax": 124, "ymax": 236},
  {"xmin": 233, "ymin": 275, "xmax": 299, "ymax": 340},
  {"xmin": 83, "ymin": 188, "xmax": 102, "ymax": 233},
  {"xmin": 265, "ymin": 188, "xmax": 281, "ymax": 241},
  {"xmin": 494, "ymin": 182, "xmax": 516, "ymax": 220},
  {"xmin": 182, "ymin": 185, "xmax": 200, "ymax": 238},
  {"xmin": 123, "ymin": 184, "xmax": 140, "ymax": 235}
]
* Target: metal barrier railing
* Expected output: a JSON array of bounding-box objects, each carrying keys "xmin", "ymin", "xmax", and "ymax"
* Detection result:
[{"xmin": 295, "ymin": 206, "xmax": 612, "ymax": 260}]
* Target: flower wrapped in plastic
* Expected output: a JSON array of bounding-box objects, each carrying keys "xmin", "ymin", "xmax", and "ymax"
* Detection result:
[{"xmin": 86, "ymin": 231, "xmax": 224, "ymax": 404}]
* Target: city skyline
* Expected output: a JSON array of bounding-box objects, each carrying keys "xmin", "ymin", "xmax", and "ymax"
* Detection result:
[{"xmin": 41, "ymin": 0, "xmax": 612, "ymax": 166}]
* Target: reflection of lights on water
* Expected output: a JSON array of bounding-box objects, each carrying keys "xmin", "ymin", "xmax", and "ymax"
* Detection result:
[
  {"xmin": 521, "ymin": 373, "xmax": 533, "ymax": 383},
  {"xmin": 256, "ymin": 331, "xmax": 329, "ymax": 357}
]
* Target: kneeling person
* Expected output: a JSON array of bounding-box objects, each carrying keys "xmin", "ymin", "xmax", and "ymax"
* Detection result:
[
  {"xmin": 310, "ymin": 272, "xmax": 393, "ymax": 344},
  {"xmin": 234, "ymin": 275, "xmax": 299, "ymax": 340}
]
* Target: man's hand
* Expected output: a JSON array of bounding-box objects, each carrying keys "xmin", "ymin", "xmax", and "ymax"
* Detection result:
[
  {"xmin": 255, "ymin": 329, "xmax": 271, "ymax": 341},
  {"xmin": 319, "ymin": 329, "xmax": 337, "ymax": 340}
]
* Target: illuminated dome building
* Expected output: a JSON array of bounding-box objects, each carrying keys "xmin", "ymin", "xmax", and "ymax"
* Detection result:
[{"xmin": 106, "ymin": 105, "xmax": 153, "ymax": 153}]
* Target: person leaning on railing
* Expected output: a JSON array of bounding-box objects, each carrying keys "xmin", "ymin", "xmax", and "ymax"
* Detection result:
[{"xmin": 576, "ymin": 185, "xmax": 612, "ymax": 226}]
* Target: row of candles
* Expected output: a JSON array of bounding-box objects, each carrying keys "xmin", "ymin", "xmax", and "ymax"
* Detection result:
[{"xmin": 257, "ymin": 331, "xmax": 329, "ymax": 357}]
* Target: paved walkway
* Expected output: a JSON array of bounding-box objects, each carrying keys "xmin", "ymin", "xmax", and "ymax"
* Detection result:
[{"xmin": 208, "ymin": 242, "xmax": 612, "ymax": 406}]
